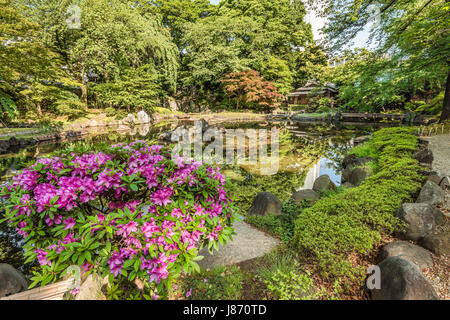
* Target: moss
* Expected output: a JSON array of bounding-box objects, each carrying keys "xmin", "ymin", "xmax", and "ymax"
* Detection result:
[{"xmin": 293, "ymin": 127, "xmax": 425, "ymax": 281}]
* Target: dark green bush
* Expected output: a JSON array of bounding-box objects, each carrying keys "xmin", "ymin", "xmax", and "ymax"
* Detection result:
[{"xmin": 293, "ymin": 127, "xmax": 425, "ymax": 280}]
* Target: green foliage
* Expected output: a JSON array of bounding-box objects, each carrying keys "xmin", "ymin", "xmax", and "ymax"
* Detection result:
[
  {"xmin": 91, "ymin": 64, "xmax": 161, "ymax": 112},
  {"xmin": 323, "ymin": 0, "xmax": 449, "ymax": 115},
  {"xmin": 245, "ymin": 199, "xmax": 308, "ymax": 244},
  {"xmin": 0, "ymin": 94, "xmax": 17, "ymax": 121},
  {"xmin": 293, "ymin": 127, "xmax": 424, "ymax": 282},
  {"xmin": 260, "ymin": 56, "xmax": 294, "ymax": 95},
  {"xmin": 264, "ymin": 268, "xmax": 322, "ymax": 300},
  {"xmin": 182, "ymin": 265, "xmax": 243, "ymax": 300},
  {"xmin": 105, "ymin": 108, "xmax": 116, "ymax": 117}
]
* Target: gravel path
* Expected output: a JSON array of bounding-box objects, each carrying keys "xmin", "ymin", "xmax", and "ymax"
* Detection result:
[
  {"xmin": 422, "ymin": 134, "xmax": 450, "ymax": 212},
  {"xmin": 197, "ymin": 220, "xmax": 281, "ymax": 270},
  {"xmin": 422, "ymin": 134, "xmax": 450, "ymax": 177}
]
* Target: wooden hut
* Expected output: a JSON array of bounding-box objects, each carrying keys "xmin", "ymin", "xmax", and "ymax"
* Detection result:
[{"xmin": 288, "ymin": 80, "xmax": 337, "ymax": 105}]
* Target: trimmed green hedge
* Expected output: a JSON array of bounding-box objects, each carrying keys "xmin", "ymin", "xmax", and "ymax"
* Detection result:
[{"xmin": 293, "ymin": 127, "xmax": 425, "ymax": 280}]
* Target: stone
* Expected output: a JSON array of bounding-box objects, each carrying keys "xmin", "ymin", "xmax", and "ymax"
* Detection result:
[
  {"xmin": 137, "ymin": 111, "xmax": 150, "ymax": 124},
  {"xmin": 0, "ymin": 264, "xmax": 28, "ymax": 298},
  {"xmin": 413, "ymin": 148, "xmax": 433, "ymax": 165},
  {"xmin": 248, "ymin": 192, "xmax": 282, "ymax": 216},
  {"xmin": 291, "ymin": 189, "xmax": 320, "ymax": 205},
  {"xmin": 312, "ymin": 175, "xmax": 336, "ymax": 192},
  {"xmin": 342, "ymin": 154, "xmax": 375, "ymax": 170},
  {"xmin": 427, "ymin": 173, "xmax": 443, "ymax": 185},
  {"xmin": 347, "ymin": 167, "xmax": 371, "ymax": 186},
  {"xmin": 197, "ymin": 118, "xmax": 209, "ymax": 133},
  {"xmin": 354, "ymin": 135, "xmax": 370, "ymax": 146},
  {"xmin": 0, "ymin": 140, "xmax": 9, "ymax": 153},
  {"xmin": 397, "ymin": 203, "xmax": 445, "ymax": 241},
  {"xmin": 123, "ymin": 114, "xmax": 137, "ymax": 125},
  {"xmin": 416, "ymin": 180, "xmax": 445, "ymax": 205},
  {"xmin": 439, "ymin": 176, "xmax": 449, "ymax": 190},
  {"xmin": 157, "ymin": 131, "xmax": 173, "ymax": 142},
  {"xmin": 75, "ymin": 274, "xmax": 106, "ymax": 300},
  {"xmin": 421, "ymin": 231, "xmax": 450, "ymax": 256},
  {"xmin": 168, "ymin": 97, "xmax": 178, "ymax": 112},
  {"xmin": 370, "ymin": 257, "xmax": 439, "ymax": 300},
  {"xmin": 341, "ymin": 182, "xmax": 354, "ymax": 188},
  {"xmin": 380, "ymin": 241, "xmax": 433, "ymax": 269},
  {"xmin": 418, "ymin": 138, "xmax": 429, "ymax": 149},
  {"xmin": 8, "ymin": 136, "xmax": 19, "ymax": 146}
]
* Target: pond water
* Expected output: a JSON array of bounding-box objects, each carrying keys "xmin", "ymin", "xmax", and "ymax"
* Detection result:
[{"xmin": 0, "ymin": 120, "xmax": 376, "ymax": 213}]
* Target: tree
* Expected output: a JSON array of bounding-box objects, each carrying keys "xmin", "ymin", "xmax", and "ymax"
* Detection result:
[
  {"xmin": 0, "ymin": 0, "xmax": 81, "ymax": 121},
  {"xmin": 181, "ymin": 14, "xmax": 258, "ymax": 90},
  {"xmin": 144, "ymin": 0, "xmax": 216, "ymax": 51},
  {"xmin": 260, "ymin": 57, "xmax": 294, "ymax": 95},
  {"xmin": 291, "ymin": 44, "xmax": 329, "ymax": 88},
  {"xmin": 19, "ymin": 0, "xmax": 179, "ymax": 111},
  {"xmin": 310, "ymin": 0, "xmax": 450, "ymax": 120},
  {"xmin": 219, "ymin": 0, "xmax": 313, "ymax": 61},
  {"xmin": 92, "ymin": 64, "xmax": 162, "ymax": 113},
  {"xmin": 221, "ymin": 70, "xmax": 283, "ymax": 112}
]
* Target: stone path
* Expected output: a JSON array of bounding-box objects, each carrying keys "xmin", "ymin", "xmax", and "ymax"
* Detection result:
[
  {"xmin": 197, "ymin": 220, "xmax": 281, "ymax": 270},
  {"xmin": 422, "ymin": 134, "xmax": 450, "ymax": 177},
  {"xmin": 422, "ymin": 134, "xmax": 450, "ymax": 212}
]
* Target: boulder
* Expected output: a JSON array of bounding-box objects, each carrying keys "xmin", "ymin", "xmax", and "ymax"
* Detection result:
[
  {"xmin": 342, "ymin": 154, "xmax": 375, "ymax": 170},
  {"xmin": 416, "ymin": 180, "xmax": 444, "ymax": 205},
  {"xmin": 341, "ymin": 182, "xmax": 354, "ymax": 188},
  {"xmin": 197, "ymin": 118, "xmax": 209, "ymax": 133},
  {"xmin": 123, "ymin": 114, "xmax": 137, "ymax": 125},
  {"xmin": 421, "ymin": 231, "xmax": 450, "ymax": 256},
  {"xmin": 439, "ymin": 176, "xmax": 449, "ymax": 190},
  {"xmin": 248, "ymin": 192, "xmax": 282, "ymax": 216},
  {"xmin": 0, "ymin": 140, "xmax": 9, "ymax": 153},
  {"xmin": 291, "ymin": 189, "xmax": 320, "ymax": 205},
  {"xmin": 413, "ymin": 148, "xmax": 433, "ymax": 165},
  {"xmin": 380, "ymin": 241, "xmax": 433, "ymax": 269},
  {"xmin": 137, "ymin": 111, "xmax": 150, "ymax": 124},
  {"xmin": 157, "ymin": 131, "xmax": 173, "ymax": 142},
  {"xmin": 75, "ymin": 274, "xmax": 106, "ymax": 300},
  {"xmin": 370, "ymin": 257, "xmax": 439, "ymax": 300},
  {"xmin": 0, "ymin": 264, "xmax": 28, "ymax": 298},
  {"xmin": 8, "ymin": 137, "xmax": 19, "ymax": 146},
  {"xmin": 418, "ymin": 138, "xmax": 429, "ymax": 149},
  {"xmin": 354, "ymin": 135, "xmax": 370, "ymax": 146},
  {"xmin": 347, "ymin": 167, "xmax": 371, "ymax": 186},
  {"xmin": 312, "ymin": 175, "xmax": 336, "ymax": 192},
  {"xmin": 427, "ymin": 173, "xmax": 443, "ymax": 185},
  {"xmin": 397, "ymin": 203, "xmax": 445, "ymax": 241}
]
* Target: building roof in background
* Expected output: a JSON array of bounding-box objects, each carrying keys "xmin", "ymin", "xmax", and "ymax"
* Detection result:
[{"xmin": 289, "ymin": 80, "xmax": 337, "ymax": 96}]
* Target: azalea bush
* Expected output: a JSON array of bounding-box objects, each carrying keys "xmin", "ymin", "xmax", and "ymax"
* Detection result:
[{"xmin": 0, "ymin": 140, "xmax": 237, "ymax": 299}]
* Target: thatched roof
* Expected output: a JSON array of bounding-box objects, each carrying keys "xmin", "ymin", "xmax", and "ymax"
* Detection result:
[{"xmin": 289, "ymin": 80, "xmax": 337, "ymax": 96}]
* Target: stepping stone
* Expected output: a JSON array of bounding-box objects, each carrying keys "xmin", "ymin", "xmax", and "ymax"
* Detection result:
[{"xmin": 197, "ymin": 221, "xmax": 281, "ymax": 270}]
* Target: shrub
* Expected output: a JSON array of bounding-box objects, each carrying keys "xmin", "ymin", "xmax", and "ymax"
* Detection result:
[
  {"xmin": 293, "ymin": 127, "xmax": 424, "ymax": 281},
  {"xmin": 0, "ymin": 140, "xmax": 237, "ymax": 299},
  {"xmin": 181, "ymin": 265, "xmax": 243, "ymax": 300},
  {"xmin": 105, "ymin": 107, "xmax": 116, "ymax": 117}
]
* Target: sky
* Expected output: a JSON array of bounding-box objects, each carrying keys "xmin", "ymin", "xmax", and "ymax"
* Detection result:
[{"xmin": 209, "ymin": 0, "xmax": 372, "ymax": 50}]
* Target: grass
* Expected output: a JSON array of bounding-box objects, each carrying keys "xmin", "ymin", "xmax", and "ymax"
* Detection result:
[{"xmin": 177, "ymin": 265, "xmax": 244, "ymax": 300}]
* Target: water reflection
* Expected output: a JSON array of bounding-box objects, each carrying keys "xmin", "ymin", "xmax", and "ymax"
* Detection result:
[{"xmin": 0, "ymin": 121, "xmax": 369, "ymax": 193}]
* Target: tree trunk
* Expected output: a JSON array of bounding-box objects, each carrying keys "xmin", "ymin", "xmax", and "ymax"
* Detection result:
[
  {"xmin": 36, "ymin": 102, "xmax": 42, "ymax": 117},
  {"xmin": 439, "ymin": 69, "xmax": 450, "ymax": 122},
  {"xmin": 81, "ymin": 67, "xmax": 88, "ymax": 111}
]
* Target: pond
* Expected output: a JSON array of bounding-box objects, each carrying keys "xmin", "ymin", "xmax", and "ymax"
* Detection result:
[{"xmin": 0, "ymin": 120, "xmax": 376, "ymax": 214}]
